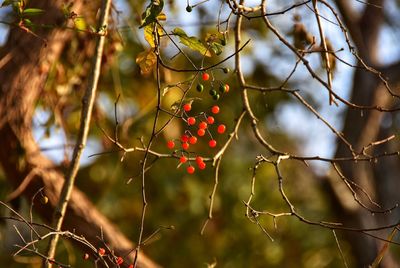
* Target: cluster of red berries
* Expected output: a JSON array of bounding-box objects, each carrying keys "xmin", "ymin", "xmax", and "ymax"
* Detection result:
[
  {"xmin": 166, "ymin": 103, "xmax": 227, "ymax": 174},
  {"xmin": 196, "ymin": 71, "xmax": 230, "ymax": 101},
  {"xmin": 82, "ymin": 248, "xmax": 134, "ymax": 267}
]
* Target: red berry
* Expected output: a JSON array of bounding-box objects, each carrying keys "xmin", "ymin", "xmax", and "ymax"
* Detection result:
[
  {"xmin": 224, "ymin": 84, "xmax": 230, "ymax": 92},
  {"xmin": 181, "ymin": 134, "xmax": 189, "ymax": 142},
  {"xmin": 183, "ymin": 103, "xmax": 191, "ymax": 112},
  {"xmin": 167, "ymin": 140, "xmax": 175, "ymax": 149},
  {"xmin": 217, "ymin": 124, "xmax": 226, "ymax": 134},
  {"xmin": 187, "ymin": 166, "xmax": 195, "ymax": 174},
  {"xmin": 180, "ymin": 156, "xmax": 187, "ymax": 163},
  {"xmin": 207, "ymin": 116, "xmax": 215, "ymax": 124},
  {"xmin": 83, "ymin": 253, "xmax": 89, "ymax": 260},
  {"xmin": 209, "ymin": 140, "xmax": 217, "ymax": 148},
  {"xmin": 199, "ymin": 121, "xmax": 208, "ymax": 129},
  {"xmin": 128, "ymin": 265, "xmax": 134, "ymax": 268},
  {"xmin": 211, "ymin": 105, "xmax": 220, "ymax": 114},
  {"xmin": 98, "ymin": 248, "xmax": 106, "ymax": 256},
  {"xmin": 189, "ymin": 136, "xmax": 197, "ymax": 144},
  {"xmin": 182, "ymin": 142, "xmax": 189, "ymax": 150},
  {"xmin": 116, "ymin": 256, "xmax": 124, "ymax": 265},
  {"xmin": 197, "ymin": 128, "xmax": 205, "ymax": 136},
  {"xmin": 202, "ymin": 72, "xmax": 210, "ymax": 81},
  {"xmin": 197, "ymin": 161, "xmax": 206, "ymax": 170},
  {"xmin": 187, "ymin": 117, "xmax": 196, "ymax": 125},
  {"xmin": 195, "ymin": 156, "xmax": 204, "ymax": 163}
]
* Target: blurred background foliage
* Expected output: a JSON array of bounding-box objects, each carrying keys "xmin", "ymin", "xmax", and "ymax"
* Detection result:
[{"xmin": 0, "ymin": 0, "xmax": 374, "ymax": 267}]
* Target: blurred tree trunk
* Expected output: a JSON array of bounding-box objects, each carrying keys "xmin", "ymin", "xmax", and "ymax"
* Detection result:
[
  {"xmin": 0, "ymin": 1, "xmax": 158, "ymax": 267},
  {"xmin": 330, "ymin": 0, "xmax": 400, "ymax": 267}
]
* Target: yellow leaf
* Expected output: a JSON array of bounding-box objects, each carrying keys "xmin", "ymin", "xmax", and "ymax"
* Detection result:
[{"xmin": 136, "ymin": 49, "xmax": 157, "ymax": 75}]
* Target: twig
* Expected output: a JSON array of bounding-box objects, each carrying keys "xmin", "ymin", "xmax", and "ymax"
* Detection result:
[{"xmin": 45, "ymin": 0, "xmax": 113, "ymax": 266}]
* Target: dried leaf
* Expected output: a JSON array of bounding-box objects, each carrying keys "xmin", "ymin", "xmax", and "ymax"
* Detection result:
[{"xmin": 136, "ymin": 49, "xmax": 157, "ymax": 75}]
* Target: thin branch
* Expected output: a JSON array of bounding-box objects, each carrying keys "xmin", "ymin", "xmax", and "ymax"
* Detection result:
[{"xmin": 45, "ymin": 0, "xmax": 113, "ymax": 266}]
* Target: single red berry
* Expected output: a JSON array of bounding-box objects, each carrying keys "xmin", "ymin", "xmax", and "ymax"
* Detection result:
[
  {"xmin": 198, "ymin": 161, "xmax": 206, "ymax": 170},
  {"xmin": 187, "ymin": 117, "xmax": 196, "ymax": 125},
  {"xmin": 217, "ymin": 124, "xmax": 226, "ymax": 134},
  {"xmin": 180, "ymin": 156, "xmax": 187, "ymax": 163},
  {"xmin": 211, "ymin": 105, "xmax": 220, "ymax": 114},
  {"xmin": 181, "ymin": 134, "xmax": 189, "ymax": 142},
  {"xmin": 167, "ymin": 140, "xmax": 175, "ymax": 149},
  {"xmin": 207, "ymin": 116, "xmax": 215, "ymax": 124},
  {"xmin": 98, "ymin": 248, "xmax": 106, "ymax": 256},
  {"xmin": 202, "ymin": 72, "xmax": 210, "ymax": 81},
  {"xmin": 116, "ymin": 256, "xmax": 124, "ymax": 265},
  {"xmin": 183, "ymin": 103, "xmax": 191, "ymax": 112},
  {"xmin": 197, "ymin": 128, "xmax": 205, "ymax": 136},
  {"xmin": 187, "ymin": 166, "xmax": 195, "ymax": 174},
  {"xmin": 209, "ymin": 139, "xmax": 217, "ymax": 148},
  {"xmin": 199, "ymin": 121, "xmax": 208, "ymax": 129},
  {"xmin": 128, "ymin": 265, "xmax": 134, "ymax": 268},
  {"xmin": 83, "ymin": 253, "xmax": 89, "ymax": 260},
  {"xmin": 224, "ymin": 84, "xmax": 230, "ymax": 92},
  {"xmin": 195, "ymin": 156, "xmax": 204, "ymax": 163},
  {"xmin": 182, "ymin": 142, "xmax": 190, "ymax": 150},
  {"xmin": 189, "ymin": 136, "xmax": 198, "ymax": 144}
]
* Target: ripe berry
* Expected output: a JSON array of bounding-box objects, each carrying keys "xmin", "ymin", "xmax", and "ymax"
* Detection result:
[
  {"xmin": 213, "ymin": 94, "xmax": 220, "ymax": 101},
  {"xmin": 199, "ymin": 121, "xmax": 208, "ymax": 129},
  {"xmin": 197, "ymin": 128, "xmax": 205, "ymax": 136},
  {"xmin": 187, "ymin": 117, "xmax": 196, "ymax": 125},
  {"xmin": 128, "ymin": 265, "xmax": 134, "ymax": 268},
  {"xmin": 202, "ymin": 72, "xmax": 210, "ymax": 81},
  {"xmin": 167, "ymin": 140, "xmax": 175, "ymax": 149},
  {"xmin": 180, "ymin": 156, "xmax": 187, "ymax": 163},
  {"xmin": 98, "ymin": 248, "xmax": 106, "ymax": 256},
  {"xmin": 116, "ymin": 256, "xmax": 124, "ymax": 265},
  {"xmin": 183, "ymin": 103, "xmax": 191, "ymax": 112},
  {"xmin": 196, "ymin": 83, "xmax": 204, "ymax": 92},
  {"xmin": 207, "ymin": 116, "xmax": 215, "ymax": 124},
  {"xmin": 181, "ymin": 134, "xmax": 189, "ymax": 143},
  {"xmin": 197, "ymin": 161, "xmax": 206, "ymax": 170},
  {"xmin": 209, "ymin": 89, "xmax": 217, "ymax": 96},
  {"xmin": 186, "ymin": 5, "xmax": 192, "ymax": 12},
  {"xmin": 209, "ymin": 139, "xmax": 217, "ymax": 148},
  {"xmin": 211, "ymin": 105, "xmax": 220, "ymax": 114},
  {"xmin": 195, "ymin": 156, "xmax": 204, "ymax": 163},
  {"xmin": 217, "ymin": 124, "xmax": 226, "ymax": 134},
  {"xmin": 224, "ymin": 84, "xmax": 230, "ymax": 92},
  {"xmin": 182, "ymin": 142, "xmax": 190, "ymax": 150},
  {"xmin": 187, "ymin": 166, "xmax": 195, "ymax": 174},
  {"xmin": 189, "ymin": 136, "xmax": 198, "ymax": 144},
  {"xmin": 83, "ymin": 253, "xmax": 89, "ymax": 260}
]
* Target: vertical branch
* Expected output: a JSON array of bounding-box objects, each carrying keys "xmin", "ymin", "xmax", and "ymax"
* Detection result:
[
  {"xmin": 45, "ymin": 0, "xmax": 113, "ymax": 265},
  {"xmin": 312, "ymin": 0, "xmax": 334, "ymax": 105}
]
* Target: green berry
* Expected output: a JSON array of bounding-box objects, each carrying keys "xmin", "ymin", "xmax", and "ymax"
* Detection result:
[
  {"xmin": 219, "ymin": 84, "xmax": 226, "ymax": 93},
  {"xmin": 221, "ymin": 38, "xmax": 226, "ymax": 46},
  {"xmin": 186, "ymin": 5, "xmax": 192, "ymax": 12},
  {"xmin": 223, "ymin": 67, "xmax": 230, "ymax": 73},
  {"xmin": 209, "ymin": 89, "xmax": 217, "ymax": 96},
  {"xmin": 213, "ymin": 94, "xmax": 220, "ymax": 100},
  {"xmin": 196, "ymin": 83, "xmax": 204, "ymax": 92}
]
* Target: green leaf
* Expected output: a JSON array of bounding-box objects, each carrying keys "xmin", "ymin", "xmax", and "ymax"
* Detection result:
[
  {"xmin": 139, "ymin": 0, "xmax": 164, "ymax": 29},
  {"xmin": 1, "ymin": 0, "xmax": 13, "ymax": 7},
  {"xmin": 172, "ymin": 27, "xmax": 211, "ymax": 57},
  {"xmin": 22, "ymin": 8, "xmax": 45, "ymax": 16}
]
